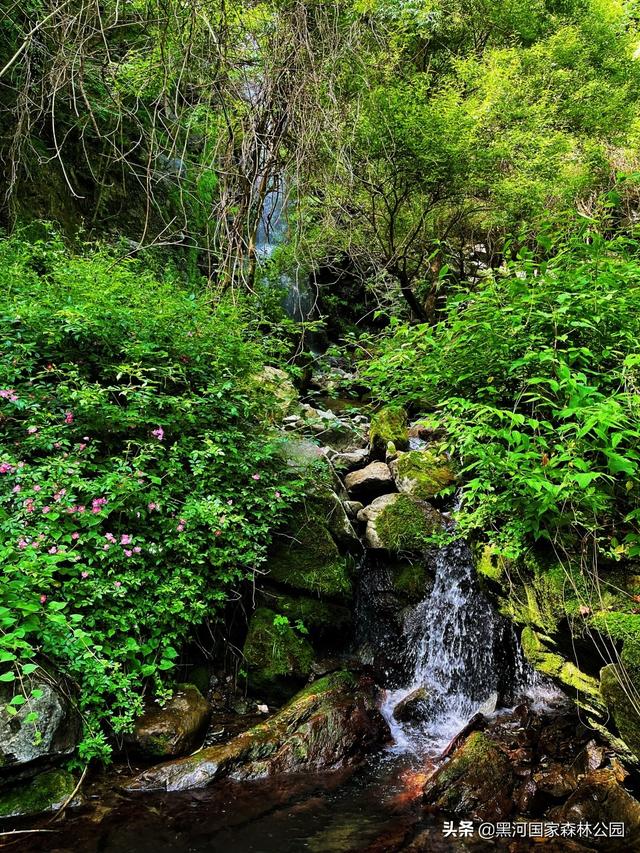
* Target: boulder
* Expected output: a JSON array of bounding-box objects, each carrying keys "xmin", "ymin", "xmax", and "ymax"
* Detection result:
[
  {"xmin": 600, "ymin": 664, "xmax": 640, "ymax": 760},
  {"xmin": 389, "ymin": 450, "xmax": 455, "ymax": 500},
  {"xmin": 125, "ymin": 672, "xmax": 390, "ymax": 792},
  {"xmin": 344, "ymin": 461, "xmax": 394, "ymax": 500},
  {"xmin": 326, "ymin": 447, "xmax": 369, "ymax": 473},
  {"xmin": 369, "ymin": 406, "xmax": 409, "ymax": 459},
  {"xmin": 392, "ymin": 687, "xmax": 431, "ymax": 723},
  {"xmin": 344, "ymin": 500, "xmax": 364, "ymax": 519},
  {"xmin": 256, "ymin": 366, "xmax": 298, "ymax": 418},
  {"xmin": 131, "ymin": 684, "xmax": 211, "ymax": 759},
  {"xmin": 358, "ymin": 493, "xmax": 443, "ymax": 552},
  {"xmin": 0, "ymin": 670, "xmax": 80, "ymax": 773},
  {"xmin": 256, "ymin": 590, "xmax": 352, "ymax": 643},
  {"xmin": 0, "ymin": 769, "xmax": 79, "ymax": 819},
  {"xmin": 423, "ymin": 730, "xmax": 515, "ymax": 820},
  {"xmin": 243, "ymin": 607, "xmax": 315, "ymax": 693}
]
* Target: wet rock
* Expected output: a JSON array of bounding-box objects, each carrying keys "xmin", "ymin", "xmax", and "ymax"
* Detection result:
[
  {"xmin": 132, "ymin": 684, "xmax": 211, "ymax": 759},
  {"xmin": 369, "ymin": 406, "xmax": 409, "ymax": 459},
  {"xmin": 343, "ymin": 500, "xmax": 364, "ymax": 519},
  {"xmin": 600, "ymin": 663, "xmax": 640, "ymax": 759},
  {"xmin": 256, "ymin": 589, "xmax": 352, "ymax": 644},
  {"xmin": 344, "ymin": 461, "xmax": 394, "ymax": 500},
  {"xmin": 549, "ymin": 768, "xmax": 640, "ymax": 848},
  {"xmin": 0, "ymin": 769, "xmax": 79, "ymax": 818},
  {"xmin": 423, "ymin": 730, "xmax": 515, "ymax": 819},
  {"xmin": 0, "ymin": 670, "xmax": 80, "ymax": 773},
  {"xmin": 389, "ymin": 450, "xmax": 455, "ymax": 500},
  {"xmin": 125, "ymin": 672, "xmax": 390, "ymax": 792},
  {"xmin": 392, "ymin": 688, "xmax": 430, "ymax": 723}
]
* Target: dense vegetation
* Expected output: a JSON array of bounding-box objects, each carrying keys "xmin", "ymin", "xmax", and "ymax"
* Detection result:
[{"xmin": 2, "ymin": 0, "xmax": 640, "ymax": 763}]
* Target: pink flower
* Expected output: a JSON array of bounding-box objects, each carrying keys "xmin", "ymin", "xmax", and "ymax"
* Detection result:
[
  {"xmin": 103, "ymin": 543, "xmax": 111, "ymax": 551},
  {"xmin": 176, "ymin": 523, "xmax": 185, "ymax": 532},
  {"xmin": 64, "ymin": 412, "xmax": 74, "ymax": 424},
  {"xmin": 12, "ymin": 484, "xmax": 21, "ymax": 494},
  {"xmin": 120, "ymin": 534, "xmax": 132, "ymax": 545},
  {"xmin": 40, "ymin": 594, "xmax": 47, "ymax": 604},
  {"xmin": 27, "ymin": 426, "xmax": 38, "ymax": 435},
  {"xmin": 151, "ymin": 427, "xmax": 164, "ymax": 441},
  {"xmin": 105, "ymin": 533, "xmax": 116, "ymax": 543},
  {"xmin": 214, "ymin": 529, "xmax": 222, "ymax": 536},
  {"xmin": 81, "ymin": 571, "xmax": 89, "ymax": 579},
  {"xmin": 0, "ymin": 389, "xmax": 18, "ymax": 401},
  {"xmin": 33, "ymin": 485, "xmax": 41, "ymax": 492},
  {"xmin": 114, "ymin": 581, "xmax": 122, "ymax": 588},
  {"xmin": 18, "ymin": 539, "xmax": 28, "ymax": 550},
  {"xmin": 77, "ymin": 505, "xmax": 86, "ymax": 514},
  {"xmin": 133, "ymin": 546, "xmax": 141, "ymax": 553},
  {"xmin": 71, "ymin": 532, "xmax": 80, "ymax": 541},
  {"xmin": 78, "ymin": 443, "xmax": 87, "ymax": 451},
  {"xmin": 148, "ymin": 502, "xmax": 158, "ymax": 511},
  {"xmin": 48, "ymin": 546, "xmax": 57, "ymax": 554},
  {"xmin": 53, "ymin": 489, "xmax": 66, "ymax": 502},
  {"xmin": 252, "ymin": 473, "xmax": 261, "ymax": 480},
  {"xmin": 275, "ymin": 491, "xmax": 281, "ymax": 499},
  {"xmin": 53, "ymin": 442, "xmax": 62, "ymax": 449},
  {"xmin": 124, "ymin": 549, "xmax": 133, "ymax": 557},
  {"xmin": 91, "ymin": 497, "xmax": 107, "ymax": 514},
  {"xmin": 227, "ymin": 499, "xmax": 233, "ymax": 506},
  {"xmin": 0, "ymin": 462, "xmax": 14, "ymax": 474},
  {"xmin": 42, "ymin": 506, "xmax": 51, "ymax": 514},
  {"xmin": 24, "ymin": 498, "xmax": 34, "ymax": 513}
]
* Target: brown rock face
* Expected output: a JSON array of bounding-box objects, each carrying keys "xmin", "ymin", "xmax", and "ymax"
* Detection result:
[
  {"xmin": 125, "ymin": 672, "xmax": 389, "ymax": 792},
  {"xmin": 344, "ymin": 462, "xmax": 394, "ymax": 500},
  {"xmin": 132, "ymin": 683, "xmax": 211, "ymax": 759},
  {"xmin": 392, "ymin": 688, "xmax": 431, "ymax": 723}
]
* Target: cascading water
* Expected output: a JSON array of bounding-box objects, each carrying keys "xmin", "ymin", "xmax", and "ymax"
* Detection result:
[{"xmin": 377, "ymin": 538, "xmax": 537, "ymax": 755}]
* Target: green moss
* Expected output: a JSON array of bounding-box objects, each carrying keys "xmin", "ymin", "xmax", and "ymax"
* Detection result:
[
  {"xmin": 259, "ymin": 590, "xmax": 351, "ymax": 638},
  {"xmin": 243, "ymin": 608, "xmax": 315, "ymax": 685},
  {"xmin": 475, "ymin": 544, "xmax": 509, "ymax": 583},
  {"xmin": 589, "ymin": 611, "xmax": 640, "ymax": 669},
  {"xmin": 370, "ymin": 406, "xmax": 408, "ymax": 457},
  {"xmin": 267, "ymin": 515, "xmax": 352, "ymax": 600},
  {"xmin": 521, "ymin": 627, "xmax": 601, "ymax": 700},
  {"xmin": 391, "ymin": 561, "xmax": 428, "ymax": 601},
  {"xmin": 0, "ymin": 769, "xmax": 76, "ymax": 819},
  {"xmin": 600, "ymin": 663, "xmax": 640, "ymax": 760},
  {"xmin": 394, "ymin": 450, "xmax": 455, "ymax": 499},
  {"xmin": 375, "ymin": 494, "xmax": 442, "ymax": 552}
]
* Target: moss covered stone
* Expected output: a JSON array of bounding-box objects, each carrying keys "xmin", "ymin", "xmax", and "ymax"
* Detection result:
[
  {"xmin": 258, "ymin": 590, "xmax": 351, "ymax": 639},
  {"xmin": 600, "ymin": 663, "xmax": 640, "ymax": 760},
  {"xmin": 589, "ymin": 611, "xmax": 640, "ymax": 669},
  {"xmin": 475, "ymin": 544, "xmax": 510, "ymax": 583},
  {"xmin": 390, "ymin": 561, "xmax": 429, "ymax": 601},
  {"xmin": 266, "ymin": 515, "xmax": 352, "ymax": 600},
  {"xmin": 0, "ymin": 769, "xmax": 77, "ymax": 818},
  {"xmin": 391, "ymin": 450, "xmax": 455, "ymax": 500},
  {"xmin": 374, "ymin": 494, "xmax": 443, "ymax": 553},
  {"xmin": 521, "ymin": 627, "xmax": 601, "ymax": 706},
  {"xmin": 369, "ymin": 406, "xmax": 408, "ymax": 458},
  {"xmin": 243, "ymin": 608, "xmax": 315, "ymax": 687}
]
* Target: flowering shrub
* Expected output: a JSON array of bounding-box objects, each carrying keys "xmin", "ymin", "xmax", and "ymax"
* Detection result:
[{"xmin": 0, "ymin": 231, "xmax": 303, "ymax": 761}]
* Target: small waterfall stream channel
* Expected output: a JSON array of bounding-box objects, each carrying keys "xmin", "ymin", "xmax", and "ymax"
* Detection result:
[{"xmin": 10, "ymin": 182, "xmax": 633, "ymax": 853}]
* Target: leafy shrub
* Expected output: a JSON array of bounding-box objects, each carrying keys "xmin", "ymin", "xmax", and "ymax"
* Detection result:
[{"xmin": 0, "ymin": 230, "xmax": 304, "ymax": 761}]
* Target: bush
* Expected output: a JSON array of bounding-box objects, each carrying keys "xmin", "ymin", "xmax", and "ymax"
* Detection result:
[{"xmin": 0, "ymin": 230, "xmax": 304, "ymax": 761}]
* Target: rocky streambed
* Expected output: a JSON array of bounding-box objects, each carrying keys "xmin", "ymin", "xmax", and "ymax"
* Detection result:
[{"xmin": 4, "ymin": 362, "xmax": 640, "ymax": 851}]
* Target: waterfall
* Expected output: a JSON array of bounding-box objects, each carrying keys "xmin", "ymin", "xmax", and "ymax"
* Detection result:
[{"xmin": 377, "ymin": 539, "xmax": 536, "ymax": 755}]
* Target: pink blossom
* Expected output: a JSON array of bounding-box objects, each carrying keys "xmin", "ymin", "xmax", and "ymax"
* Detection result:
[
  {"xmin": 103, "ymin": 543, "xmax": 111, "ymax": 551},
  {"xmin": 252, "ymin": 473, "xmax": 261, "ymax": 480},
  {"xmin": 105, "ymin": 532, "xmax": 116, "ymax": 543},
  {"xmin": 91, "ymin": 497, "xmax": 107, "ymax": 514},
  {"xmin": 148, "ymin": 502, "xmax": 158, "ymax": 511},
  {"xmin": 81, "ymin": 571, "xmax": 89, "ymax": 579},
  {"xmin": 40, "ymin": 595, "xmax": 47, "ymax": 604},
  {"xmin": 53, "ymin": 489, "xmax": 66, "ymax": 502},
  {"xmin": 71, "ymin": 532, "xmax": 80, "ymax": 541},
  {"xmin": 133, "ymin": 546, "xmax": 141, "ymax": 553},
  {"xmin": 120, "ymin": 534, "xmax": 132, "ymax": 545},
  {"xmin": 275, "ymin": 491, "xmax": 281, "ymax": 499},
  {"xmin": 27, "ymin": 426, "xmax": 38, "ymax": 435},
  {"xmin": 0, "ymin": 389, "xmax": 18, "ymax": 402},
  {"xmin": 53, "ymin": 442, "xmax": 62, "ymax": 450},
  {"xmin": 48, "ymin": 546, "xmax": 57, "ymax": 554},
  {"xmin": 124, "ymin": 549, "xmax": 133, "ymax": 557},
  {"xmin": 151, "ymin": 427, "xmax": 164, "ymax": 441},
  {"xmin": 176, "ymin": 523, "xmax": 185, "ymax": 532},
  {"xmin": 12, "ymin": 484, "xmax": 21, "ymax": 494},
  {"xmin": 42, "ymin": 506, "xmax": 50, "ymax": 514},
  {"xmin": 214, "ymin": 529, "xmax": 222, "ymax": 536},
  {"xmin": 114, "ymin": 581, "xmax": 122, "ymax": 588},
  {"xmin": 64, "ymin": 412, "xmax": 74, "ymax": 424},
  {"xmin": 33, "ymin": 485, "xmax": 41, "ymax": 492},
  {"xmin": 18, "ymin": 539, "xmax": 28, "ymax": 550},
  {"xmin": 77, "ymin": 505, "xmax": 86, "ymax": 514},
  {"xmin": 78, "ymin": 443, "xmax": 87, "ymax": 451},
  {"xmin": 0, "ymin": 462, "xmax": 14, "ymax": 474}
]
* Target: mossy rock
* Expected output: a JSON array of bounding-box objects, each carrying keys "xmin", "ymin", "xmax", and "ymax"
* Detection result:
[
  {"xmin": 589, "ymin": 611, "xmax": 640, "ymax": 669},
  {"xmin": 266, "ymin": 515, "xmax": 352, "ymax": 600},
  {"xmin": 243, "ymin": 607, "xmax": 315, "ymax": 690},
  {"xmin": 258, "ymin": 589, "xmax": 352, "ymax": 640},
  {"xmin": 374, "ymin": 494, "xmax": 443, "ymax": 553},
  {"xmin": 390, "ymin": 561, "xmax": 429, "ymax": 602},
  {"xmin": 254, "ymin": 366, "xmax": 299, "ymax": 419},
  {"xmin": 369, "ymin": 406, "xmax": 408, "ymax": 459},
  {"xmin": 304, "ymin": 486, "xmax": 359, "ymax": 548},
  {"xmin": 0, "ymin": 769, "xmax": 77, "ymax": 818},
  {"xmin": 390, "ymin": 450, "xmax": 455, "ymax": 500},
  {"xmin": 521, "ymin": 627, "xmax": 602, "ymax": 707},
  {"xmin": 475, "ymin": 544, "xmax": 511, "ymax": 584},
  {"xmin": 600, "ymin": 663, "xmax": 640, "ymax": 760}
]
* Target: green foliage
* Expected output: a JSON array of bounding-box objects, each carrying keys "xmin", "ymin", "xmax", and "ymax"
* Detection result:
[{"xmin": 0, "ymin": 231, "xmax": 305, "ymax": 760}]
